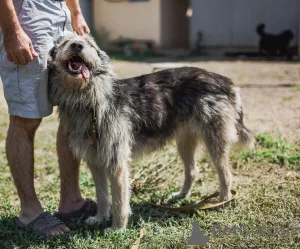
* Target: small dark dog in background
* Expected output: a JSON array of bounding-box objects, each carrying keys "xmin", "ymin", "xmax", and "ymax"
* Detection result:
[{"xmin": 256, "ymin": 23, "xmax": 294, "ymax": 59}]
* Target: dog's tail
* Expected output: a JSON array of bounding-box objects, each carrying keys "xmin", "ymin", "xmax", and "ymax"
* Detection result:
[
  {"xmin": 231, "ymin": 87, "xmax": 255, "ymax": 150},
  {"xmin": 256, "ymin": 23, "xmax": 265, "ymax": 37}
]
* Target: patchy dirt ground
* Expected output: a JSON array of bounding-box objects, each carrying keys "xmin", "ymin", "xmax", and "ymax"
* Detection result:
[{"xmin": 112, "ymin": 59, "xmax": 300, "ymax": 144}]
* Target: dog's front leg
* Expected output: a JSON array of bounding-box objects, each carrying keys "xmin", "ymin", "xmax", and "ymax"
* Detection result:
[
  {"xmin": 107, "ymin": 163, "xmax": 131, "ymax": 230},
  {"xmin": 86, "ymin": 163, "xmax": 111, "ymax": 225}
]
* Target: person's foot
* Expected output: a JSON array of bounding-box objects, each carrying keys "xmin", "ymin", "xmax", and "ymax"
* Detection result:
[
  {"xmin": 17, "ymin": 211, "xmax": 71, "ymax": 237},
  {"xmin": 55, "ymin": 198, "xmax": 98, "ymax": 222},
  {"xmin": 58, "ymin": 197, "xmax": 86, "ymax": 214}
]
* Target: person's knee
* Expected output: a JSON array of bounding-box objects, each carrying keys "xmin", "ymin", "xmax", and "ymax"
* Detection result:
[{"xmin": 9, "ymin": 115, "xmax": 42, "ymax": 136}]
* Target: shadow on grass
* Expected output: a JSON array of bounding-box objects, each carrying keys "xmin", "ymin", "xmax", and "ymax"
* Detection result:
[
  {"xmin": 0, "ymin": 202, "xmax": 194, "ymax": 249},
  {"xmin": 129, "ymin": 201, "xmax": 215, "ymax": 227},
  {"xmin": 0, "ymin": 216, "xmax": 108, "ymax": 249}
]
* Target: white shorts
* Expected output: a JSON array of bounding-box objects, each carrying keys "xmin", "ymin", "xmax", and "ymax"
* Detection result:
[{"xmin": 0, "ymin": 0, "xmax": 74, "ymax": 118}]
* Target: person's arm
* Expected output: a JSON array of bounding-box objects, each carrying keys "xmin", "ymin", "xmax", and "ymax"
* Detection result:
[
  {"xmin": 0, "ymin": 0, "xmax": 37, "ymax": 65},
  {"xmin": 65, "ymin": 0, "xmax": 90, "ymax": 35}
]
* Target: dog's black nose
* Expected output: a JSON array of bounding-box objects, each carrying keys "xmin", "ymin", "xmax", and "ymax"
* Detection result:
[{"xmin": 70, "ymin": 42, "xmax": 84, "ymax": 52}]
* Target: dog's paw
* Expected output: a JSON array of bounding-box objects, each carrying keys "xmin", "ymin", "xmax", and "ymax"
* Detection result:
[
  {"xmin": 104, "ymin": 226, "xmax": 126, "ymax": 235},
  {"xmin": 85, "ymin": 216, "xmax": 102, "ymax": 225},
  {"xmin": 171, "ymin": 191, "xmax": 189, "ymax": 199},
  {"xmin": 219, "ymin": 191, "xmax": 232, "ymax": 202},
  {"xmin": 104, "ymin": 226, "xmax": 115, "ymax": 235},
  {"xmin": 85, "ymin": 211, "xmax": 111, "ymax": 225}
]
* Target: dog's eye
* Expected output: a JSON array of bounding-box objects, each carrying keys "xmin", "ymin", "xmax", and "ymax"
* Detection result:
[{"xmin": 59, "ymin": 40, "xmax": 70, "ymax": 48}]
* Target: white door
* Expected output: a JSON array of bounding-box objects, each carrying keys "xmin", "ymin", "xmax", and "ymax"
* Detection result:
[{"xmin": 190, "ymin": 0, "xmax": 232, "ymax": 46}]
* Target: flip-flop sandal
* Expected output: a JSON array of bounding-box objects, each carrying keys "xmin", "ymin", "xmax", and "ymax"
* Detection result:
[
  {"xmin": 54, "ymin": 198, "xmax": 97, "ymax": 222},
  {"xmin": 16, "ymin": 211, "xmax": 69, "ymax": 238}
]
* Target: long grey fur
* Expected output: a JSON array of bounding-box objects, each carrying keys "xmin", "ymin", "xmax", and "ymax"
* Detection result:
[{"xmin": 48, "ymin": 34, "xmax": 254, "ymax": 230}]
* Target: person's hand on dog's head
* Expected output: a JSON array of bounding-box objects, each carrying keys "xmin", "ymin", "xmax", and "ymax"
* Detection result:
[{"xmin": 71, "ymin": 12, "xmax": 90, "ymax": 35}]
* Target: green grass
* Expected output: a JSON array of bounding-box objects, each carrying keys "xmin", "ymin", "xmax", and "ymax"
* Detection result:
[
  {"xmin": 0, "ymin": 114, "xmax": 299, "ymax": 248},
  {"xmin": 294, "ymin": 85, "xmax": 300, "ymax": 91},
  {"xmin": 282, "ymin": 96, "xmax": 294, "ymax": 102},
  {"xmin": 240, "ymin": 133, "xmax": 300, "ymax": 170}
]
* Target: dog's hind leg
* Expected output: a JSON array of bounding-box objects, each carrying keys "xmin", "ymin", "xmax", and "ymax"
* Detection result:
[
  {"xmin": 85, "ymin": 164, "xmax": 111, "ymax": 225},
  {"xmin": 107, "ymin": 164, "xmax": 131, "ymax": 230},
  {"xmin": 173, "ymin": 130, "xmax": 199, "ymax": 199},
  {"xmin": 202, "ymin": 124, "xmax": 233, "ymax": 201}
]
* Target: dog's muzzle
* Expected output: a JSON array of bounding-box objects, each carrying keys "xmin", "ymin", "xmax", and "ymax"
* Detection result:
[{"xmin": 66, "ymin": 42, "xmax": 91, "ymax": 81}]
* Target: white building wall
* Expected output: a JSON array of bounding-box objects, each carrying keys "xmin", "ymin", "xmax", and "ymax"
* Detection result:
[{"xmin": 93, "ymin": 0, "xmax": 161, "ymax": 46}]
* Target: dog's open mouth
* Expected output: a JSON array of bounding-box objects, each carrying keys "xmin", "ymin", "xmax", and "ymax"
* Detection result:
[{"xmin": 67, "ymin": 56, "xmax": 90, "ymax": 80}]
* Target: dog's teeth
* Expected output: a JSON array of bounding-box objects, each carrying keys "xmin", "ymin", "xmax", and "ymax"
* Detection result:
[
  {"xmin": 68, "ymin": 62, "xmax": 74, "ymax": 72},
  {"xmin": 68, "ymin": 62, "xmax": 82, "ymax": 72}
]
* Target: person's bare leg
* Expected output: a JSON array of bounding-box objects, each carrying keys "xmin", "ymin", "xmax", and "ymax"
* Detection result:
[
  {"xmin": 57, "ymin": 121, "xmax": 85, "ymax": 213},
  {"xmin": 6, "ymin": 115, "xmax": 70, "ymax": 235}
]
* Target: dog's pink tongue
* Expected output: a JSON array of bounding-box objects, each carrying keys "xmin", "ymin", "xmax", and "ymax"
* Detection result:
[
  {"xmin": 71, "ymin": 62, "xmax": 90, "ymax": 80},
  {"xmin": 81, "ymin": 64, "xmax": 90, "ymax": 80}
]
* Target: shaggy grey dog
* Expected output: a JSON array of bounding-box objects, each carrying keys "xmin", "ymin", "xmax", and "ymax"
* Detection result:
[{"xmin": 48, "ymin": 34, "xmax": 254, "ymax": 230}]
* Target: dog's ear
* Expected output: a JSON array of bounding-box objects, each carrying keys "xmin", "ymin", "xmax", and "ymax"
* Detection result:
[{"xmin": 49, "ymin": 45, "xmax": 57, "ymax": 60}]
